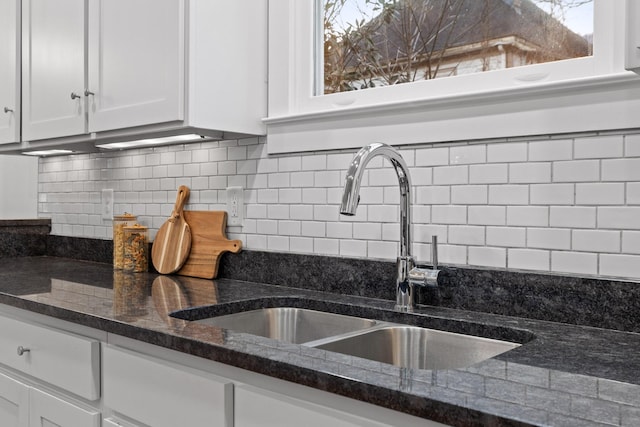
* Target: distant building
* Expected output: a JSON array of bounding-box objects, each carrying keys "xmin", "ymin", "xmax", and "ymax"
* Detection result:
[{"xmin": 325, "ymin": 0, "xmax": 591, "ymax": 92}]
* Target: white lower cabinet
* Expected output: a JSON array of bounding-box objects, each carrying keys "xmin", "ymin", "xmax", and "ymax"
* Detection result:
[
  {"xmin": 0, "ymin": 309, "xmax": 102, "ymax": 427},
  {"xmin": 0, "ymin": 371, "xmax": 99, "ymax": 427},
  {"xmin": 103, "ymin": 345, "xmax": 234, "ymax": 427},
  {"xmin": 0, "ymin": 372, "xmax": 28, "ymax": 427},
  {"xmin": 235, "ymin": 384, "xmax": 391, "ymax": 427},
  {"xmin": 29, "ymin": 389, "xmax": 100, "ymax": 427}
]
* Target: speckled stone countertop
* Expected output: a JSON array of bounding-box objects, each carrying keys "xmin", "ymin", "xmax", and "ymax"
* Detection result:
[{"xmin": 1, "ymin": 257, "xmax": 639, "ymax": 427}]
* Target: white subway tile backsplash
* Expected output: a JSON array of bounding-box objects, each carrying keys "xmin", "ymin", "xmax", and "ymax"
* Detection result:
[
  {"xmin": 302, "ymin": 221, "xmax": 326, "ymax": 237},
  {"xmin": 622, "ymin": 231, "xmax": 640, "ymax": 254},
  {"xmin": 488, "ymin": 185, "xmax": 529, "ymax": 205},
  {"xmin": 268, "ymin": 173, "xmax": 290, "ymax": 188},
  {"xmin": 38, "ymin": 130, "xmax": 640, "ymax": 281},
  {"xmin": 415, "ymin": 147, "xmax": 449, "ymax": 166},
  {"xmin": 278, "ymin": 220, "xmax": 301, "ymax": 236},
  {"xmin": 624, "ymin": 133, "xmax": 640, "ymax": 157},
  {"xmin": 508, "ymin": 249, "xmax": 549, "ymax": 271},
  {"xmin": 340, "ymin": 240, "xmax": 367, "ymax": 257},
  {"xmin": 551, "ymin": 252, "xmax": 598, "ymax": 276},
  {"xmin": 432, "ymin": 206, "xmax": 467, "ymax": 224},
  {"xmin": 574, "ymin": 136, "xmax": 624, "ymax": 159},
  {"xmin": 509, "ymin": 163, "xmax": 551, "ymax": 183},
  {"xmin": 278, "ymin": 156, "xmax": 302, "ymax": 172},
  {"xmin": 528, "ymin": 139, "xmax": 572, "ymax": 161},
  {"xmin": 313, "ymin": 239, "xmax": 340, "ymax": 255},
  {"xmin": 451, "ymin": 185, "xmax": 487, "ymax": 205},
  {"xmin": 469, "ymin": 164, "xmax": 508, "ymax": 184},
  {"xmin": 416, "ymin": 186, "xmax": 450, "ymax": 205},
  {"xmin": 553, "ymin": 160, "xmax": 600, "ymax": 182},
  {"xmin": 438, "ymin": 244, "xmax": 467, "ymax": 264},
  {"xmin": 290, "ymin": 237, "xmax": 314, "ymax": 253},
  {"xmin": 353, "ymin": 223, "xmax": 382, "ymax": 240},
  {"xmin": 302, "ymin": 188, "xmax": 327, "ymax": 204},
  {"xmin": 549, "ymin": 206, "xmax": 596, "ymax": 228},
  {"xmin": 577, "ymin": 183, "xmax": 626, "ymax": 205},
  {"xmin": 368, "ymin": 205, "xmax": 398, "ymax": 222},
  {"xmin": 487, "ymin": 142, "xmax": 527, "ymax": 163},
  {"xmin": 530, "ymin": 184, "xmax": 574, "ymax": 205},
  {"xmin": 572, "ymin": 230, "xmax": 620, "ymax": 253},
  {"xmin": 600, "ymin": 254, "xmax": 640, "ymax": 278},
  {"xmin": 527, "ymin": 228, "xmax": 571, "ymax": 250},
  {"xmin": 598, "ymin": 207, "xmax": 640, "ymax": 230},
  {"xmin": 433, "ymin": 166, "xmax": 468, "ymax": 185},
  {"xmin": 302, "ymin": 154, "xmax": 327, "ymax": 171},
  {"xmin": 602, "ymin": 158, "xmax": 640, "ymax": 181},
  {"xmin": 368, "ymin": 240, "xmax": 398, "ymax": 259},
  {"xmin": 327, "ymin": 222, "xmax": 352, "ymax": 239},
  {"xmin": 487, "ymin": 227, "xmax": 526, "ymax": 247},
  {"xmin": 450, "ymin": 145, "xmax": 486, "ymax": 164},
  {"xmin": 469, "ymin": 247, "xmax": 506, "ymax": 268},
  {"xmin": 468, "ymin": 206, "xmax": 506, "ymax": 226},
  {"xmin": 449, "ymin": 226, "xmax": 485, "ymax": 245},
  {"xmin": 267, "ymin": 205, "xmax": 289, "ymax": 220},
  {"xmin": 507, "ymin": 206, "xmax": 548, "ymax": 227}
]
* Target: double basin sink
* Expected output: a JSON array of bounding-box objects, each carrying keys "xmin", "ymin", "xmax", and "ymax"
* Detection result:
[{"xmin": 188, "ymin": 307, "xmax": 522, "ymax": 370}]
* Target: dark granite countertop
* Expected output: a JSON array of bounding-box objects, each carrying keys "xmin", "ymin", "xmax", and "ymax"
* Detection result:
[{"xmin": 0, "ymin": 256, "xmax": 638, "ymax": 427}]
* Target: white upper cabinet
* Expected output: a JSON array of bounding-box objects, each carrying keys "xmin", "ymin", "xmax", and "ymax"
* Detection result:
[
  {"xmin": 0, "ymin": 0, "xmax": 20, "ymax": 144},
  {"xmin": 18, "ymin": 0, "xmax": 267, "ymax": 147},
  {"xmin": 87, "ymin": 0, "xmax": 184, "ymax": 133},
  {"xmin": 21, "ymin": 0, "xmax": 86, "ymax": 141}
]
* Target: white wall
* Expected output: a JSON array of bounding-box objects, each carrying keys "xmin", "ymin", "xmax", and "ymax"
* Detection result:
[
  {"xmin": 0, "ymin": 155, "xmax": 38, "ymax": 219},
  {"xmin": 38, "ymin": 129, "xmax": 640, "ymax": 281}
]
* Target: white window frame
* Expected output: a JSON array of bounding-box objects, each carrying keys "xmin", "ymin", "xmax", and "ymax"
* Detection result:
[{"xmin": 265, "ymin": 0, "xmax": 640, "ymax": 154}]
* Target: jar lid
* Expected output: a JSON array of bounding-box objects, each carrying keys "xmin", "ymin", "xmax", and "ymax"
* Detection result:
[
  {"xmin": 113, "ymin": 213, "xmax": 137, "ymax": 220},
  {"xmin": 123, "ymin": 223, "xmax": 148, "ymax": 231}
]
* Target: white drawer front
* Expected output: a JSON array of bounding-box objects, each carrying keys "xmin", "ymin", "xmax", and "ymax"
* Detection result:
[
  {"xmin": 30, "ymin": 388, "xmax": 100, "ymax": 427},
  {"xmin": 0, "ymin": 315, "xmax": 100, "ymax": 400},
  {"xmin": 103, "ymin": 345, "xmax": 233, "ymax": 427}
]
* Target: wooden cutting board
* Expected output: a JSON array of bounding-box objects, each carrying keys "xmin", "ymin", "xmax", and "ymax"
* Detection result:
[
  {"xmin": 152, "ymin": 186, "xmax": 191, "ymax": 274},
  {"xmin": 176, "ymin": 211, "xmax": 242, "ymax": 279}
]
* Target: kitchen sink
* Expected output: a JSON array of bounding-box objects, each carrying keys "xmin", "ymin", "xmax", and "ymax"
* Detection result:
[
  {"xmin": 194, "ymin": 307, "xmax": 377, "ymax": 344},
  {"xmin": 314, "ymin": 325, "xmax": 521, "ymax": 370},
  {"xmin": 178, "ymin": 299, "xmax": 525, "ymax": 370}
]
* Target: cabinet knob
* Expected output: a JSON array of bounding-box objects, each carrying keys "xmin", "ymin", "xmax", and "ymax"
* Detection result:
[
  {"xmin": 3, "ymin": 107, "xmax": 13, "ymax": 113},
  {"xmin": 84, "ymin": 90, "xmax": 95, "ymax": 97},
  {"xmin": 70, "ymin": 92, "xmax": 82, "ymax": 100},
  {"xmin": 17, "ymin": 346, "xmax": 30, "ymax": 356}
]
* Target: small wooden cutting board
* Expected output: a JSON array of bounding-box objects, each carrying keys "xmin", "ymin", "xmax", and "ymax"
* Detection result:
[{"xmin": 176, "ymin": 211, "xmax": 242, "ymax": 279}]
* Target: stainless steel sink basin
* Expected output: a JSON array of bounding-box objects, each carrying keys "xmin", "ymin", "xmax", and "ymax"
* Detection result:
[
  {"xmin": 315, "ymin": 325, "xmax": 520, "ymax": 370},
  {"xmin": 195, "ymin": 307, "xmax": 377, "ymax": 344}
]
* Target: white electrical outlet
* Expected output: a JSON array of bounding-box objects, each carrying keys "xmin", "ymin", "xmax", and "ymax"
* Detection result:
[
  {"xmin": 101, "ymin": 189, "xmax": 114, "ymax": 220},
  {"xmin": 226, "ymin": 186, "xmax": 244, "ymax": 226}
]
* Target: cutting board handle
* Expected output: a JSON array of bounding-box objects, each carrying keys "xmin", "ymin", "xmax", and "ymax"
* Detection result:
[{"xmin": 169, "ymin": 185, "xmax": 190, "ymax": 223}]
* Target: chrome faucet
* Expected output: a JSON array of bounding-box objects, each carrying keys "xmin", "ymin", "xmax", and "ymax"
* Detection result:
[{"xmin": 340, "ymin": 142, "xmax": 439, "ymax": 312}]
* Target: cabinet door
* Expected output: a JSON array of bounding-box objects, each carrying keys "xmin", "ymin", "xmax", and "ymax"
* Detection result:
[
  {"xmin": 29, "ymin": 389, "xmax": 100, "ymax": 427},
  {"xmin": 235, "ymin": 385, "xmax": 391, "ymax": 427},
  {"xmin": 0, "ymin": 372, "xmax": 28, "ymax": 427},
  {"xmin": 87, "ymin": 0, "xmax": 184, "ymax": 133},
  {"xmin": 103, "ymin": 345, "xmax": 233, "ymax": 427},
  {"xmin": 21, "ymin": 0, "xmax": 86, "ymax": 141},
  {"xmin": 0, "ymin": 0, "xmax": 20, "ymax": 144}
]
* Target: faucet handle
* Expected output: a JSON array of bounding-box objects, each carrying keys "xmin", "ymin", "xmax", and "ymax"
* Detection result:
[
  {"xmin": 408, "ymin": 266, "xmax": 439, "ymax": 288},
  {"xmin": 431, "ymin": 235, "xmax": 439, "ymax": 269}
]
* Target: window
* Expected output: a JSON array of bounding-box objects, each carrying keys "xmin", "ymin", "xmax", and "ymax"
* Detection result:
[
  {"xmin": 266, "ymin": 0, "xmax": 640, "ymax": 154},
  {"xmin": 321, "ymin": 0, "xmax": 594, "ymax": 95}
]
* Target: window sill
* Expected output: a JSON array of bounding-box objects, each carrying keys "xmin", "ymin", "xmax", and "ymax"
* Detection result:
[{"xmin": 265, "ymin": 71, "xmax": 640, "ymax": 154}]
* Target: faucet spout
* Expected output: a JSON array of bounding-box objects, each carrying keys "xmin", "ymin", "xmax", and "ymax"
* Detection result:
[
  {"xmin": 341, "ymin": 143, "xmax": 434, "ymax": 312},
  {"xmin": 340, "ymin": 143, "xmax": 412, "ymax": 259}
]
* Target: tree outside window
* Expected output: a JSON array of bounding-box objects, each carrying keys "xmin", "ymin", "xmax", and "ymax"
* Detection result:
[{"xmin": 322, "ymin": 0, "xmax": 593, "ymax": 94}]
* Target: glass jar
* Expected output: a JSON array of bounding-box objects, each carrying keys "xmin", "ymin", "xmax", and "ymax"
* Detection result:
[
  {"xmin": 113, "ymin": 213, "xmax": 137, "ymax": 269},
  {"xmin": 123, "ymin": 224, "xmax": 149, "ymax": 273}
]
